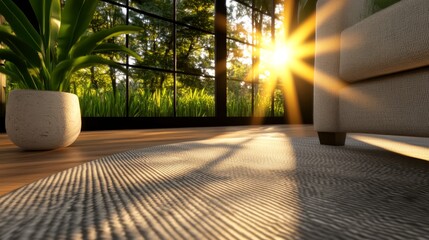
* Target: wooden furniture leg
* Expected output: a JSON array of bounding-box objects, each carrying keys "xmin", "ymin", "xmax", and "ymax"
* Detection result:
[{"xmin": 317, "ymin": 132, "xmax": 346, "ymax": 146}]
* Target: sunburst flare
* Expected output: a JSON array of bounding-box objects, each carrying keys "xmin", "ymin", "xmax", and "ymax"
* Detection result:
[{"xmin": 250, "ymin": 0, "xmax": 362, "ymax": 124}]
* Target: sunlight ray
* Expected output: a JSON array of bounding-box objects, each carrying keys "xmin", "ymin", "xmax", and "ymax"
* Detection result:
[
  {"xmin": 287, "ymin": 14, "xmax": 316, "ymax": 48},
  {"xmin": 281, "ymin": 0, "xmax": 296, "ymax": 40},
  {"xmin": 288, "ymin": 0, "xmax": 345, "ymax": 48},
  {"xmin": 280, "ymin": 69, "xmax": 302, "ymax": 124},
  {"xmin": 250, "ymin": 0, "xmax": 366, "ymax": 121},
  {"xmin": 291, "ymin": 60, "xmax": 375, "ymax": 105},
  {"xmin": 295, "ymin": 35, "xmax": 349, "ymax": 58}
]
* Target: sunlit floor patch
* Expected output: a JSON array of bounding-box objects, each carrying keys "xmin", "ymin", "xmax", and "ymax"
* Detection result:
[{"xmin": 351, "ymin": 134, "xmax": 429, "ymax": 161}]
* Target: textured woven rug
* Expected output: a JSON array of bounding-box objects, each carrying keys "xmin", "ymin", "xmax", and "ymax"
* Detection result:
[{"xmin": 1, "ymin": 134, "xmax": 429, "ymax": 239}]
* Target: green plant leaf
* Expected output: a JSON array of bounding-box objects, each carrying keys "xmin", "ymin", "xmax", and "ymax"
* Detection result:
[
  {"xmin": 1, "ymin": 0, "xmax": 138, "ymax": 92},
  {"xmin": 0, "ymin": 29, "xmax": 42, "ymax": 68},
  {"xmin": 70, "ymin": 25, "xmax": 142, "ymax": 58},
  {"xmin": 0, "ymin": 0, "xmax": 42, "ymax": 52},
  {"xmin": 0, "ymin": 49, "xmax": 26, "ymax": 66},
  {"xmin": 2, "ymin": 58, "xmax": 40, "ymax": 89},
  {"xmin": 57, "ymin": 0, "xmax": 99, "ymax": 61},
  {"xmin": 0, "ymin": 25, "xmax": 12, "ymax": 33},
  {"xmin": 30, "ymin": 0, "xmax": 51, "ymax": 48},
  {"xmin": 29, "ymin": 0, "xmax": 61, "ymax": 62},
  {"xmin": 0, "ymin": 65, "xmax": 20, "ymax": 81},
  {"xmin": 49, "ymin": 0, "xmax": 61, "ymax": 62},
  {"xmin": 92, "ymin": 43, "xmax": 142, "ymax": 61},
  {"xmin": 52, "ymin": 55, "xmax": 126, "ymax": 91}
]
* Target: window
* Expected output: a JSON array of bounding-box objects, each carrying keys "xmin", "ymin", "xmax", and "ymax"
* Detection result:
[{"xmin": 33, "ymin": 0, "xmax": 289, "ymax": 122}]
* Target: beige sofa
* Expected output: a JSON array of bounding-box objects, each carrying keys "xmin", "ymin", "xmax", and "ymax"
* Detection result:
[{"xmin": 314, "ymin": 0, "xmax": 429, "ymax": 145}]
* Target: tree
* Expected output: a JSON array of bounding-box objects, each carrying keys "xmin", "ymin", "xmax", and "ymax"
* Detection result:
[{"xmin": 67, "ymin": 0, "xmax": 286, "ymax": 117}]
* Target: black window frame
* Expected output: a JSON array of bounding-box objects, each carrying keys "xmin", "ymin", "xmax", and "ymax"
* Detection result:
[{"xmin": 1, "ymin": 0, "xmax": 303, "ymax": 132}]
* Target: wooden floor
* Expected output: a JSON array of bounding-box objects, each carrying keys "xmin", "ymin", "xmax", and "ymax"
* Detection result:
[{"xmin": 0, "ymin": 124, "xmax": 316, "ymax": 196}]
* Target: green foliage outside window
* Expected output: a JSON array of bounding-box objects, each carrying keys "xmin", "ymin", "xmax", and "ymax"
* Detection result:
[{"xmin": 3, "ymin": 0, "xmax": 287, "ymax": 117}]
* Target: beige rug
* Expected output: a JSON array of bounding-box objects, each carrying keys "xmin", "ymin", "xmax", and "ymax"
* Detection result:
[{"xmin": 1, "ymin": 134, "xmax": 428, "ymax": 239}]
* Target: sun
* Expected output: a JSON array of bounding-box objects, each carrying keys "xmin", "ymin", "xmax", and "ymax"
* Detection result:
[
  {"xmin": 251, "ymin": 0, "xmax": 345, "ymax": 124},
  {"xmin": 271, "ymin": 42, "xmax": 295, "ymax": 72}
]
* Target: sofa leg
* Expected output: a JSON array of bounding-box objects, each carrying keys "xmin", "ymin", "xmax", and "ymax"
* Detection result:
[{"xmin": 317, "ymin": 132, "xmax": 346, "ymax": 146}]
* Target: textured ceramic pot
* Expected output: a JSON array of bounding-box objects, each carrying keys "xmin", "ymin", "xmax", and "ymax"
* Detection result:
[{"xmin": 6, "ymin": 90, "xmax": 81, "ymax": 150}]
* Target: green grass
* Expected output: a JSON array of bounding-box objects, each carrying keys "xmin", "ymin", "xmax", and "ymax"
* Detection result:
[
  {"xmin": 129, "ymin": 88, "xmax": 174, "ymax": 117},
  {"xmin": 76, "ymin": 87, "xmax": 127, "ymax": 117},
  {"xmin": 72, "ymin": 87, "xmax": 284, "ymax": 117},
  {"xmin": 177, "ymin": 88, "xmax": 215, "ymax": 117},
  {"xmin": 227, "ymin": 91, "xmax": 252, "ymax": 117}
]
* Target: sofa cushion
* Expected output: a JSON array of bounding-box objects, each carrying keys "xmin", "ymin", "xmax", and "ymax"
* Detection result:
[
  {"xmin": 339, "ymin": 67, "xmax": 429, "ymax": 136},
  {"xmin": 339, "ymin": 0, "xmax": 429, "ymax": 82}
]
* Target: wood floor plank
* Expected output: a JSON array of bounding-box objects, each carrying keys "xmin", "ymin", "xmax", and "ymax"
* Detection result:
[{"xmin": 0, "ymin": 125, "xmax": 316, "ymax": 196}]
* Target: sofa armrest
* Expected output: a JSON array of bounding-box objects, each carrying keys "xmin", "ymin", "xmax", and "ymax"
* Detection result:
[
  {"xmin": 314, "ymin": 0, "xmax": 371, "ymax": 132},
  {"xmin": 340, "ymin": 0, "xmax": 429, "ymax": 82},
  {"xmin": 314, "ymin": 0, "xmax": 348, "ymax": 132}
]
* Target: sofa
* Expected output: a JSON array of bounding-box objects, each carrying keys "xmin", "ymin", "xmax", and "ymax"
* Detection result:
[{"xmin": 314, "ymin": 0, "xmax": 429, "ymax": 145}]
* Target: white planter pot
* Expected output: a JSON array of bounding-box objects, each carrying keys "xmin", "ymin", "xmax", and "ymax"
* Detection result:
[{"xmin": 6, "ymin": 90, "xmax": 81, "ymax": 150}]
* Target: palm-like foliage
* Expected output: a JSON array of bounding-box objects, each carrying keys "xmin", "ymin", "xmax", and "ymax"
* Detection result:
[{"xmin": 0, "ymin": 0, "xmax": 141, "ymax": 91}]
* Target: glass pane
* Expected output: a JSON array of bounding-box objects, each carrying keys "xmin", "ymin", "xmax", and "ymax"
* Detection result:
[
  {"xmin": 130, "ymin": 0, "xmax": 174, "ymax": 19},
  {"xmin": 257, "ymin": 47, "xmax": 273, "ymax": 84},
  {"xmin": 253, "ymin": 12, "xmax": 272, "ymax": 48},
  {"xmin": 275, "ymin": 19, "xmax": 285, "ymax": 41},
  {"xmin": 227, "ymin": 80, "xmax": 252, "ymax": 117},
  {"xmin": 275, "ymin": 0, "xmax": 285, "ymax": 19},
  {"xmin": 227, "ymin": 40, "xmax": 252, "ymax": 81},
  {"xmin": 274, "ymin": 88, "xmax": 285, "ymax": 117},
  {"xmin": 128, "ymin": 68, "xmax": 174, "ymax": 117},
  {"xmin": 254, "ymin": 86, "xmax": 284, "ymax": 117},
  {"xmin": 91, "ymin": 2, "xmax": 127, "ymax": 64},
  {"xmin": 254, "ymin": 83, "xmax": 272, "ymax": 117},
  {"xmin": 129, "ymin": 11, "xmax": 174, "ymax": 70},
  {"xmin": 234, "ymin": 0, "xmax": 274, "ymax": 15},
  {"xmin": 177, "ymin": 0, "xmax": 215, "ymax": 32},
  {"xmin": 91, "ymin": 2, "xmax": 126, "ymax": 30},
  {"xmin": 177, "ymin": 75, "xmax": 215, "ymax": 117},
  {"xmin": 177, "ymin": 27, "xmax": 215, "ymax": 76},
  {"xmin": 70, "ymin": 67, "xmax": 127, "ymax": 117},
  {"xmin": 109, "ymin": 0, "xmax": 127, "ymax": 5},
  {"xmin": 255, "ymin": 0, "xmax": 273, "ymax": 15},
  {"xmin": 227, "ymin": 0, "xmax": 252, "ymax": 43},
  {"xmin": 235, "ymin": 0, "xmax": 251, "ymax": 7},
  {"xmin": 262, "ymin": 14, "xmax": 273, "ymax": 42}
]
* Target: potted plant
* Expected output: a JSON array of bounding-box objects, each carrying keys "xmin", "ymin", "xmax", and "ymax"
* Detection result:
[{"xmin": 0, "ymin": 0, "xmax": 141, "ymax": 150}]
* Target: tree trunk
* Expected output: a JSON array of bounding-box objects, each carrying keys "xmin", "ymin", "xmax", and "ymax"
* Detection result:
[{"xmin": 90, "ymin": 66, "xmax": 98, "ymax": 89}]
